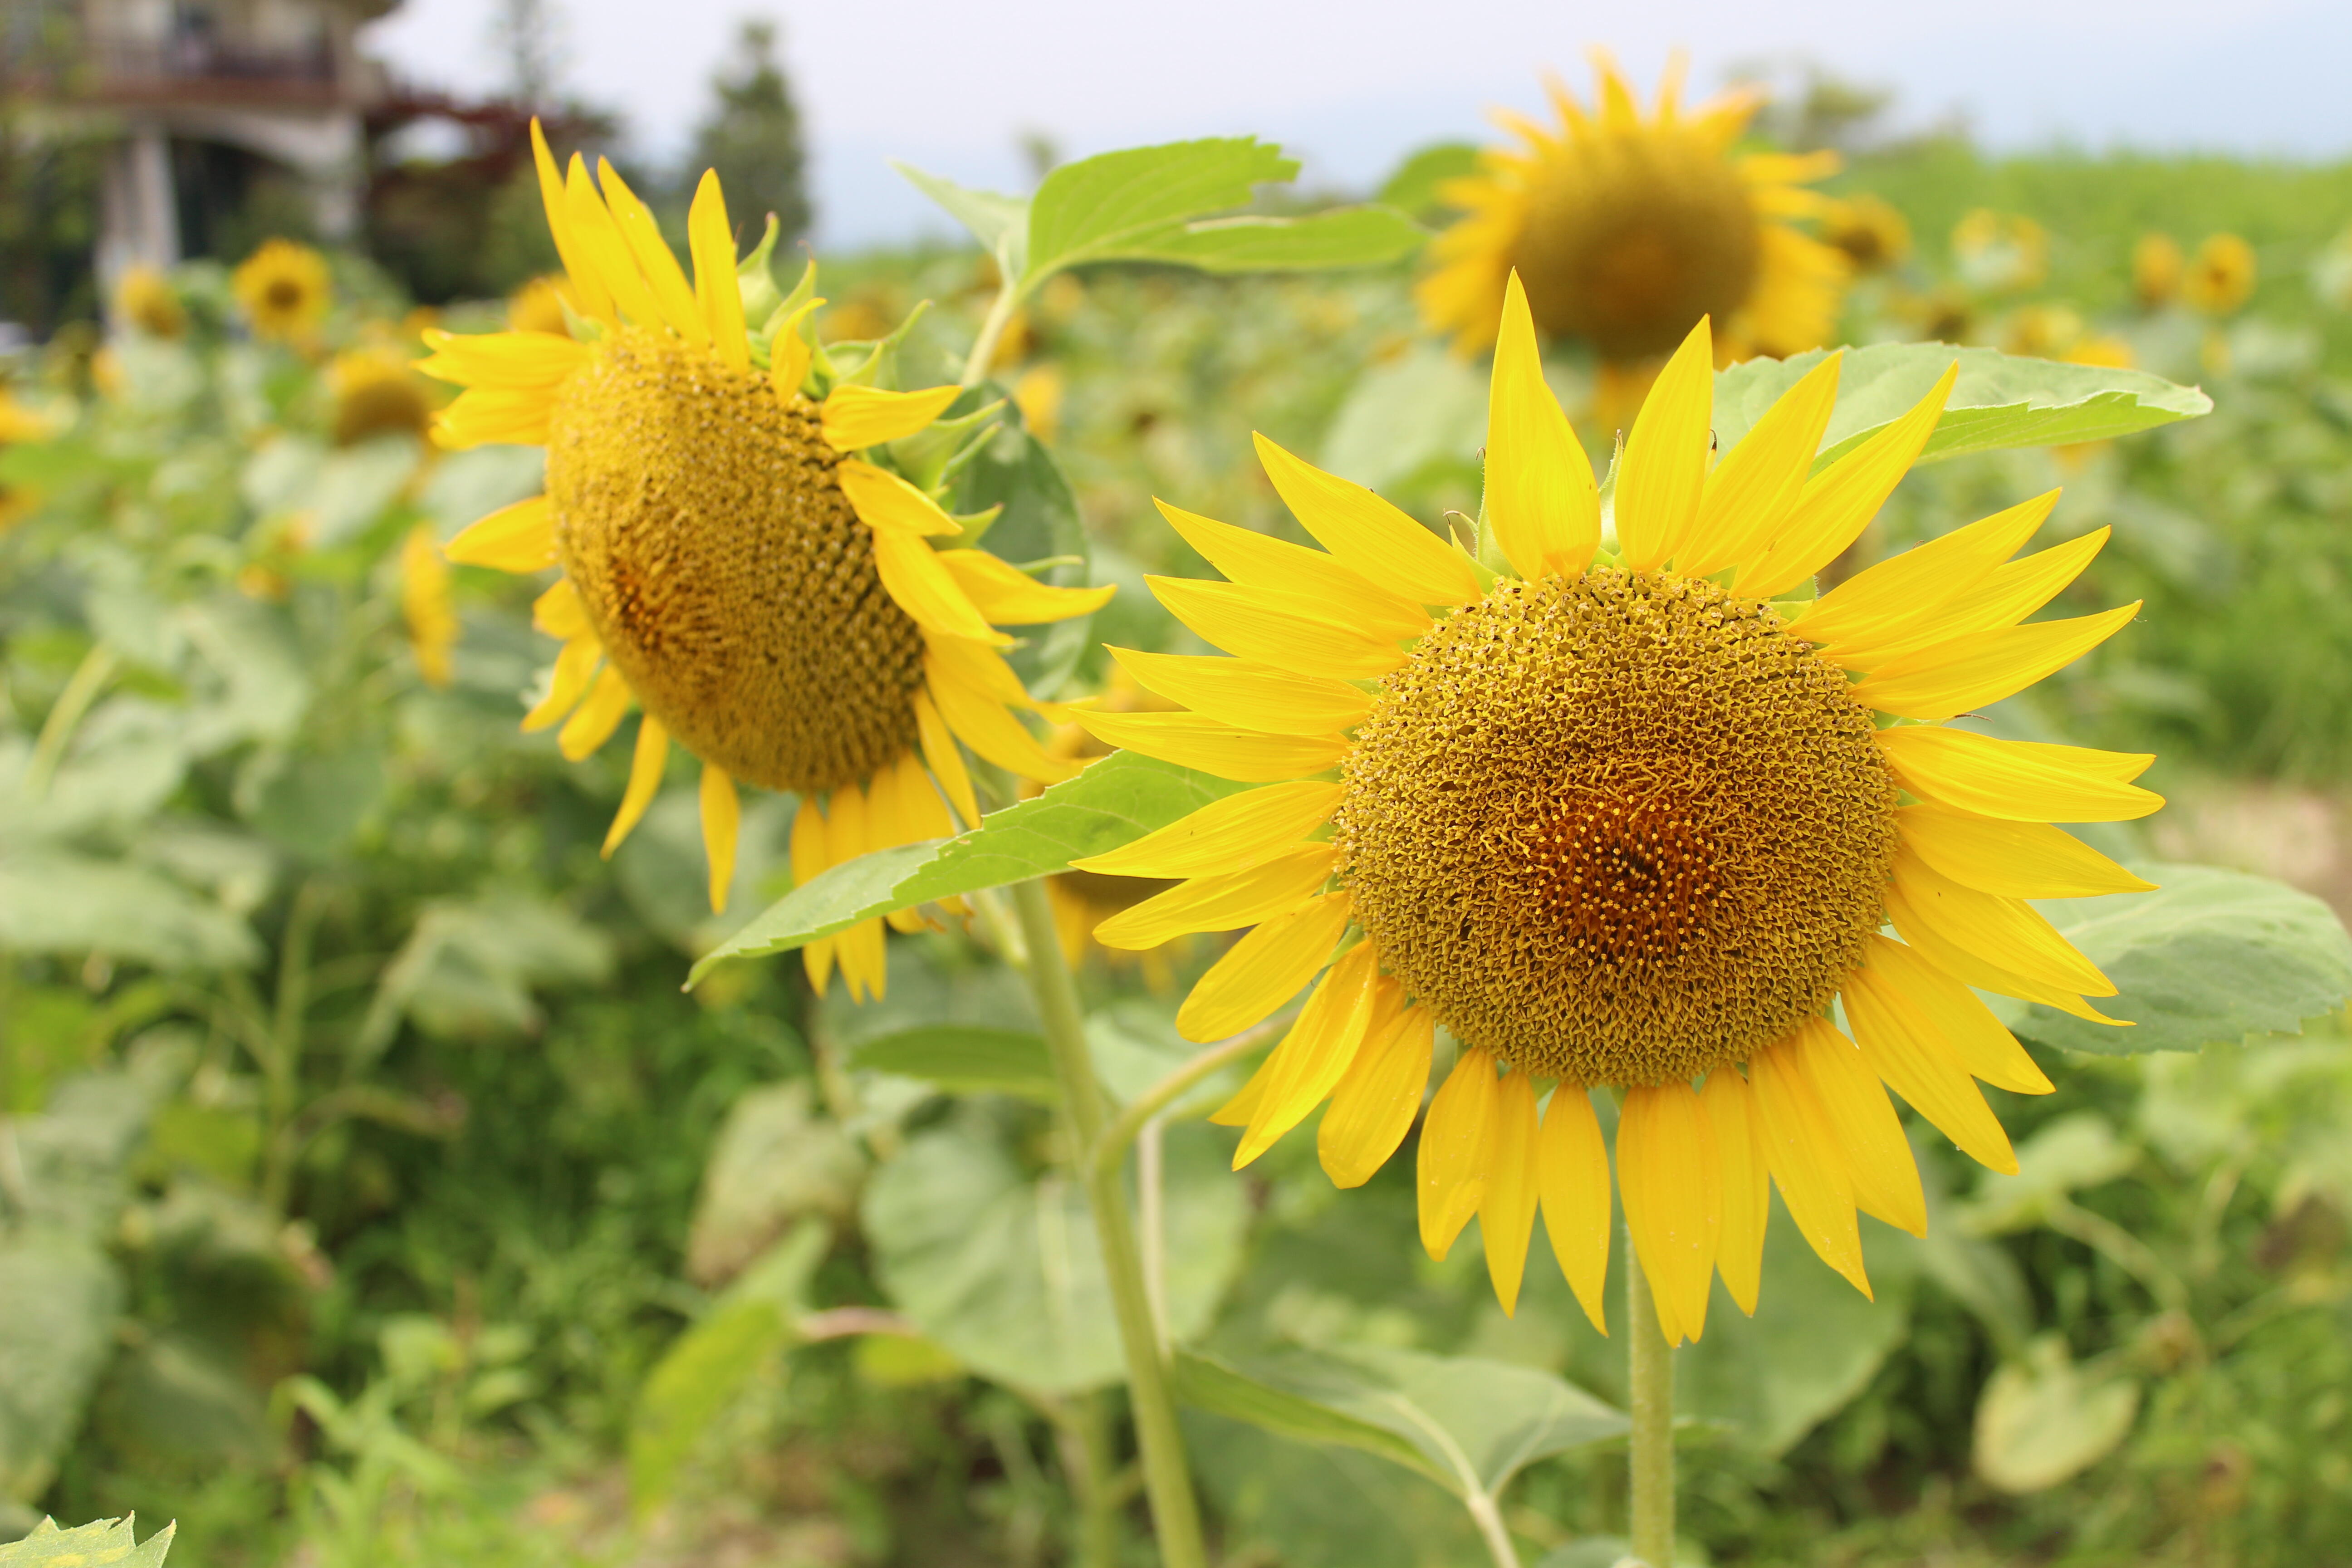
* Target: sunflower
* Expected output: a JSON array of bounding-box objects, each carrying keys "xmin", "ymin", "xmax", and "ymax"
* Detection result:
[
  {"xmin": 2184, "ymin": 234, "xmax": 2256, "ymax": 317},
  {"xmin": 330, "ymin": 348, "xmax": 435, "ymax": 446},
  {"xmin": 1072, "ymin": 273, "xmax": 2159, "ymax": 1343},
  {"xmin": 116, "ymin": 265, "xmax": 187, "ymax": 338},
  {"xmin": 232, "ymin": 239, "xmax": 332, "ymax": 343},
  {"xmin": 401, "ymin": 524, "xmax": 458, "ymax": 687},
  {"xmin": 1823, "ymin": 195, "xmax": 1912, "ymax": 275},
  {"xmin": 422, "ymin": 125, "xmax": 1111, "ymax": 997},
  {"xmin": 2133, "ymin": 234, "xmax": 2184, "ymax": 309},
  {"xmin": 1418, "ymin": 55, "xmax": 1849, "ymax": 369}
]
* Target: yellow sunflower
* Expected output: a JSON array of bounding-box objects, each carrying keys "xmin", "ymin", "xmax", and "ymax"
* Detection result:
[
  {"xmin": 330, "ymin": 348, "xmax": 436, "ymax": 446},
  {"xmin": 1073, "ymin": 273, "xmax": 2160, "ymax": 1344},
  {"xmin": 2133, "ymin": 234, "xmax": 2184, "ymax": 309},
  {"xmin": 116, "ymin": 265, "xmax": 187, "ymax": 339},
  {"xmin": 1418, "ymin": 54, "xmax": 1849, "ymax": 368},
  {"xmin": 422, "ymin": 125, "xmax": 1111, "ymax": 999},
  {"xmin": 232, "ymin": 239, "xmax": 332, "ymax": 343},
  {"xmin": 2184, "ymin": 233, "xmax": 2256, "ymax": 317},
  {"xmin": 1823, "ymin": 194, "xmax": 1912, "ymax": 275}
]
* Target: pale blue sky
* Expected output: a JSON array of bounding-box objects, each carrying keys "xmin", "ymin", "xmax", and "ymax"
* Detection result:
[{"xmin": 363, "ymin": 0, "xmax": 2352, "ymax": 248}]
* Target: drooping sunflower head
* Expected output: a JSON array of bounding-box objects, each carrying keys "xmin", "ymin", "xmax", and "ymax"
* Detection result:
[
  {"xmin": 232, "ymin": 239, "xmax": 332, "ymax": 343},
  {"xmin": 1079, "ymin": 273, "xmax": 2159, "ymax": 1344},
  {"xmin": 423, "ymin": 123, "xmax": 1112, "ymax": 1001},
  {"xmin": 1418, "ymin": 54, "xmax": 1850, "ymax": 367},
  {"xmin": 117, "ymin": 265, "xmax": 187, "ymax": 339}
]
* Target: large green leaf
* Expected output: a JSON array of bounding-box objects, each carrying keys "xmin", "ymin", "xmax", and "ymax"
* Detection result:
[
  {"xmin": 1114, "ymin": 208, "xmax": 1425, "ymax": 274},
  {"xmin": 687, "ymin": 752, "xmax": 1247, "ymax": 984},
  {"xmin": 0, "ymin": 1515, "xmax": 175, "ymax": 1566},
  {"xmin": 0, "ymin": 1232, "xmax": 124, "ymax": 1502},
  {"xmin": 1711, "ymin": 343, "xmax": 2211, "ymax": 468},
  {"xmin": 1175, "ymin": 1344, "xmax": 1625, "ymax": 1498},
  {"xmin": 863, "ymin": 1115, "xmax": 1247, "ymax": 1393},
  {"xmin": 847, "ymin": 1026, "xmax": 1058, "ymax": 1102},
  {"xmin": 1973, "ymin": 1336, "xmax": 2140, "ymax": 1494},
  {"xmin": 1185, "ymin": 1411, "xmax": 1487, "ymax": 1568},
  {"xmin": 683, "ymin": 1084, "xmax": 863, "ymax": 1286},
  {"xmin": 2007, "ymin": 864, "xmax": 2352, "ymax": 1056},
  {"xmin": 0, "ymin": 854, "xmax": 260, "ymax": 972},
  {"xmin": 1024, "ymin": 138, "xmax": 1296, "ymax": 283},
  {"xmin": 889, "ymin": 162, "xmax": 1030, "ymax": 274}
]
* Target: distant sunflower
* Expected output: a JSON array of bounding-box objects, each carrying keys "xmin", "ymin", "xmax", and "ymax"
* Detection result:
[
  {"xmin": 1419, "ymin": 55, "xmax": 1849, "ymax": 368},
  {"xmin": 401, "ymin": 524, "xmax": 458, "ymax": 688},
  {"xmin": 2184, "ymin": 234, "xmax": 2256, "ymax": 317},
  {"xmin": 2133, "ymin": 234, "xmax": 2184, "ymax": 309},
  {"xmin": 424, "ymin": 125, "xmax": 1110, "ymax": 999},
  {"xmin": 116, "ymin": 265, "xmax": 186, "ymax": 338},
  {"xmin": 1823, "ymin": 195, "xmax": 1912, "ymax": 274},
  {"xmin": 0, "ymin": 390, "xmax": 54, "ymax": 528},
  {"xmin": 232, "ymin": 239, "xmax": 332, "ymax": 343},
  {"xmin": 1077, "ymin": 273, "xmax": 2159, "ymax": 1343},
  {"xmin": 330, "ymin": 348, "xmax": 435, "ymax": 446}
]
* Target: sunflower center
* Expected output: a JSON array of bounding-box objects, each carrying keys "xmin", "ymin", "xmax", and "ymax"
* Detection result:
[
  {"xmin": 1336, "ymin": 568, "xmax": 1896, "ymax": 1087},
  {"xmin": 265, "ymin": 279, "xmax": 303, "ymax": 311},
  {"xmin": 546, "ymin": 326, "xmax": 926, "ymax": 794},
  {"xmin": 1514, "ymin": 132, "xmax": 1762, "ymax": 362}
]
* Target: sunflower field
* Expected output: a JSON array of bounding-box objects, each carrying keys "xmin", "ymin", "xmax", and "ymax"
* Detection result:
[{"xmin": 8, "ymin": 56, "xmax": 2352, "ymax": 1568}]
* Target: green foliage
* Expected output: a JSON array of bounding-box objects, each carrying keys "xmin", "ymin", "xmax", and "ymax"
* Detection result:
[
  {"xmin": 0, "ymin": 1515, "xmax": 174, "ymax": 1566},
  {"xmin": 846, "ymin": 1026, "xmax": 1058, "ymax": 1102}
]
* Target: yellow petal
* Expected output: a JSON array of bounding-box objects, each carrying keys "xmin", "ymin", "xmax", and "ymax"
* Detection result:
[
  {"xmin": 563, "ymin": 155, "xmax": 661, "ymax": 330},
  {"xmin": 1846, "ymin": 528, "xmax": 2110, "ymax": 666},
  {"xmin": 1794, "ymin": 490, "xmax": 2058, "ymax": 652},
  {"xmin": 559, "ymin": 663, "xmax": 632, "ymax": 760},
  {"xmin": 791, "ymin": 795, "xmax": 836, "ymax": 996},
  {"xmin": 533, "ymin": 577, "xmax": 589, "ymax": 639},
  {"xmin": 925, "ymin": 659, "xmax": 1075, "ymax": 785},
  {"xmin": 1152, "ymin": 499, "xmax": 1432, "ymax": 640},
  {"xmin": 1862, "ymin": 935, "xmax": 2053, "ymax": 1095},
  {"xmin": 936, "ymin": 550, "xmax": 1115, "ymax": 625},
  {"xmin": 1882, "ymin": 878, "xmax": 2127, "ymax": 1025},
  {"xmin": 522, "ymin": 635, "xmax": 600, "ymax": 732},
  {"xmin": 1090, "ymin": 846, "xmax": 1338, "ymax": 950},
  {"xmin": 1319, "ymin": 997, "xmax": 1431, "ymax": 1187},
  {"xmin": 926, "ymin": 632, "xmax": 1052, "ymax": 712},
  {"xmin": 1209, "ymin": 1046, "xmax": 1278, "ymax": 1127},
  {"xmin": 1890, "ymin": 848, "xmax": 2115, "ymax": 998},
  {"xmin": 770, "ymin": 297, "xmax": 822, "ymax": 402},
  {"xmin": 1788, "ymin": 1016, "xmax": 1929, "ymax": 1237},
  {"xmin": 1177, "ymin": 891, "xmax": 1353, "ymax": 1043},
  {"xmin": 1072, "ymin": 780, "xmax": 1341, "ymax": 879},
  {"xmin": 1419, "ymin": 1047, "xmax": 1498, "ymax": 1260},
  {"xmin": 1843, "ymin": 962, "xmax": 2019, "ymax": 1175},
  {"xmin": 870, "ymin": 525, "xmax": 1005, "ymax": 644},
  {"xmin": 446, "ymin": 495, "xmax": 556, "ymax": 572},
  {"xmin": 1483, "ymin": 271, "xmax": 1598, "ymax": 579},
  {"xmin": 1875, "ymin": 725, "xmax": 2161, "ymax": 823},
  {"xmin": 1618, "ymin": 1082, "xmax": 1720, "ymax": 1345},
  {"xmin": 602, "ymin": 715, "xmax": 669, "ymax": 858},
  {"xmin": 416, "ymin": 329, "xmax": 590, "ymax": 388},
  {"xmin": 1850, "ymin": 602, "xmax": 2142, "ymax": 721},
  {"xmin": 1677, "ymin": 353, "xmax": 1841, "ymax": 579},
  {"xmin": 823, "ymin": 384, "xmax": 961, "ymax": 452},
  {"xmin": 1107, "ymin": 647, "xmax": 1372, "ymax": 737},
  {"xmin": 1235, "ymin": 943, "xmax": 1381, "ymax": 1166},
  {"xmin": 836, "ymin": 457, "xmax": 963, "ymax": 537},
  {"xmin": 1746, "ymin": 1036, "xmax": 1869, "ymax": 1296},
  {"xmin": 1251, "ymin": 434, "xmax": 1482, "ymax": 607},
  {"xmin": 1703, "ymin": 1069, "xmax": 1768, "ymax": 1317},
  {"xmin": 1147, "ymin": 575, "xmax": 1409, "ymax": 681},
  {"xmin": 1072, "ymin": 709, "xmax": 1351, "ymax": 784},
  {"xmin": 913, "ymin": 690, "xmax": 980, "ymax": 829},
  {"xmin": 826, "ymin": 783, "xmax": 887, "ymax": 1001},
  {"xmin": 530, "ymin": 119, "xmax": 612, "ymax": 323},
  {"xmin": 1736, "ymin": 362, "xmax": 1958, "ymax": 599},
  {"xmin": 700, "ymin": 763, "xmax": 740, "ymax": 914},
  {"xmin": 686, "ymin": 169, "xmax": 748, "ymax": 371},
  {"xmin": 597, "ymin": 158, "xmax": 705, "ymax": 344},
  {"xmin": 1477, "ymin": 1069, "xmax": 1543, "ymax": 1317},
  {"xmin": 435, "ymin": 387, "xmax": 552, "ymax": 448},
  {"xmin": 893, "ymin": 751, "xmax": 955, "ymax": 842},
  {"xmin": 1897, "ymin": 803, "xmax": 2155, "ymax": 899},
  {"xmin": 1614, "ymin": 316, "xmax": 1714, "ymax": 572},
  {"xmin": 1535, "ymin": 1085, "xmax": 1612, "ymax": 1334}
]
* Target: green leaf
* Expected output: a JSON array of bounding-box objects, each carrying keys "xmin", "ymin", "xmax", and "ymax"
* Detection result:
[
  {"xmin": 1377, "ymin": 142, "xmax": 1483, "ymax": 221},
  {"xmin": 950, "ymin": 422, "xmax": 1093, "ymax": 696},
  {"xmin": 848, "ymin": 1026, "xmax": 1058, "ymax": 1102},
  {"xmin": 2008, "ymin": 864, "xmax": 2352, "ymax": 1056},
  {"xmin": 1973, "ymin": 1336, "xmax": 2140, "ymax": 1494},
  {"xmin": 1958, "ymin": 1113, "xmax": 2138, "ymax": 1236},
  {"xmin": 684, "ymin": 1083, "xmax": 864, "ymax": 1286},
  {"xmin": 1114, "ymin": 207, "xmax": 1426, "ymax": 274},
  {"xmin": 0, "ymin": 1515, "xmax": 175, "ymax": 1566},
  {"xmin": 1175, "ymin": 1344, "xmax": 1626, "ymax": 1499},
  {"xmin": 1024, "ymin": 137, "xmax": 1296, "ymax": 286},
  {"xmin": 1186, "ymin": 1411, "xmax": 1488, "ymax": 1568},
  {"xmin": 863, "ymin": 1116, "xmax": 1248, "ymax": 1393},
  {"xmin": 890, "ymin": 162, "xmax": 1030, "ymax": 274},
  {"xmin": 0, "ymin": 1231, "xmax": 125, "ymax": 1502},
  {"xmin": 0, "ymin": 854, "xmax": 260, "ymax": 973},
  {"xmin": 1710, "ymin": 343, "xmax": 2211, "ymax": 469},
  {"xmin": 688, "ymin": 752, "xmax": 1248, "ymax": 984}
]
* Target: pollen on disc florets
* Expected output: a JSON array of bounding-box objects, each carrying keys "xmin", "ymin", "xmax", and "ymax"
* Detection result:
[
  {"xmin": 1335, "ymin": 568, "xmax": 1896, "ymax": 1087},
  {"xmin": 1515, "ymin": 133, "xmax": 1762, "ymax": 360},
  {"xmin": 547, "ymin": 326, "xmax": 927, "ymax": 794}
]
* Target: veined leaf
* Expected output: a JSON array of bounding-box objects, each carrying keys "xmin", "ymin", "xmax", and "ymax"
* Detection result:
[
  {"xmin": 2007, "ymin": 864, "xmax": 2352, "ymax": 1056},
  {"xmin": 1175, "ymin": 1344, "xmax": 1626, "ymax": 1499},
  {"xmin": 0, "ymin": 1515, "xmax": 176, "ymax": 1566},
  {"xmin": 1377, "ymin": 142, "xmax": 1483, "ymax": 221},
  {"xmin": 1025, "ymin": 138, "xmax": 1297, "ymax": 284},
  {"xmin": 687, "ymin": 753, "xmax": 1248, "ymax": 984},
  {"xmin": 889, "ymin": 162, "xmax": 1029, "ymax": 277},
  {"xmin": 848, "ymin": 1026, "xmax": 1058, "ymax": 1102},
  {"xmin": 1103, "ymin": 207, "xmax": 1425, "ymax": 274},
  {"xmin": 1712, "ymin": 343, "xmax": 2210, "ymax": 468}
]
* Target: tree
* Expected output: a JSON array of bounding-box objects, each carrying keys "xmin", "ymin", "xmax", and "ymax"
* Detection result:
[{"xmin": 683, "ymin": 20, "xmax": 810, "ymax": 246}]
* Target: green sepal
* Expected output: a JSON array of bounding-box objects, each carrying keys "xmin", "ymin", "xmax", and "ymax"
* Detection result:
[
  {"xmin": 891, "ymin": 396, "xmax": 1007, "ymax": 491},
  {"xmin": 946, "ymin": 503, "xmax": 1004, "ymax": 545},
  {"xmin": 735, "ymin": 215, "xmax": 785, "ymax": 328}
]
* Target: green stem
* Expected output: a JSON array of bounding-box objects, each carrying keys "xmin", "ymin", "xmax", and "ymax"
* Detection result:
[
  {"xmin": 1006, "ymin": 876, "xmax": 1208, "ymax": 1568},
  {"xmin": 1625, "ymin": 1227, "xmax": 1676, "ymax": 1568},
  {"xmin": 261, "ymin": 879, "xmax": 326, "ymax": 1217},
  {"xmin": 961, "ymin": 277, "xmax": 1024, "ymax": 388},
  {"xmin": 22, "ymin": 642, "xmax": 118, "ymax": 799}
]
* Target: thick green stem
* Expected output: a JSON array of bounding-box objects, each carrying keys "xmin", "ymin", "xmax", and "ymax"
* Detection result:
[
  {"xmin": 1625, "ymin": 1230, "xmax": 1676, "ymax": 1568},
  {"xmin": 1006, "ymin": 876, "xmax": 1208, "ymax": 1568},
  {"xmin": 961, "ymin": 278, "xmax": 1025, "ymax": 388}
]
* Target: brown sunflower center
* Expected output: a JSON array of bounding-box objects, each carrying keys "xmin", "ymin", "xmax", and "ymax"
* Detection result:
[
  {"xmin": 545, "ymin": 326, "xmax": 926, "ymax": 794},
  {"xmin": 1335, "ymin": 568, "xmax": 1896, "ymax": 1086},
  {"xmin": 1514, "ymin": 131, "xmax": 1762, "ymax": 362},
  {"xmin": 264, "ymin": 279, "xmax": 304, "ymax": 311}
]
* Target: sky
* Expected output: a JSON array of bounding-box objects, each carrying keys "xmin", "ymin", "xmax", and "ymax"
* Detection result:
[{"xmin": 362, "ymin": 0, "xmax": 2352, "ymax": 249}]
